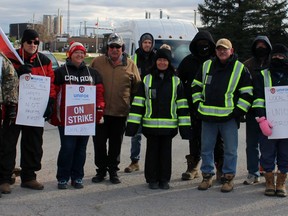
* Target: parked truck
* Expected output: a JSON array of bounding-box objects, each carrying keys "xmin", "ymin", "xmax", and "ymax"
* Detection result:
[{"xmin": 113, "ymin": 19, "xmax": 198, "ymax": 68}]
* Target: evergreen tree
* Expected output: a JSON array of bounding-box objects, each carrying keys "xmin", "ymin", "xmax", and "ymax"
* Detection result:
[{"xmin": 198, "ymin": 0, "xmax": 288, "ymax": 60}]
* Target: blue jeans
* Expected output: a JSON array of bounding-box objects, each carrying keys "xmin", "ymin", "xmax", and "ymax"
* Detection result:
[
  {"xmin": 130, "ymin": 125, "xmax": 142, "ymax": 162},
  {"xmin": 56, "ymin": 126, "xmax": 89, "ymax": 182},
  {"xmin": 245, "ymin": 111, "xmax": 261, "ymax": 177},
  {"xmin": 201, "ymin": 119, "xmax": 238, "ymax": 175}
]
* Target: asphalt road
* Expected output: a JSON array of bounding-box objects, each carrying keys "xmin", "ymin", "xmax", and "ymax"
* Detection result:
[{"xmin": 0, "ymin": 123, "xmax": 288, "ymax": 216}]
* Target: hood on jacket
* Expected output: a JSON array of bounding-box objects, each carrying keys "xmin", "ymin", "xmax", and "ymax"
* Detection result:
[
  {"xmin": 251, "ymin": 35, "xmax": 272, "ymax": 57},
  {"xmin": 138, "ymin": 32, "xmax": 155, "ymax": 53},
  {"xmin": 189, "ymin": 31, "xmax": 215, "ymax": 57}
]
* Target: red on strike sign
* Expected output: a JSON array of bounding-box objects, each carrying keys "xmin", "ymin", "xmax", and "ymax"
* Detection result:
[{"xmin": 66, "ymin": 103, "xmax": 95, "ymax": 126}]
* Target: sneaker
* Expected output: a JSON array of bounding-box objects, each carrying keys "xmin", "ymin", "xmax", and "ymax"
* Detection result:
[
  {"xmin": 21, "ymin": 180, "xmax": 44, "ymax": 190},
  {"xmin": 243, "ymin": 174, "xmax": 260, "ymax": 185},
  {"xmin": 58, "ymin": 180, "xmax": 68, "ymax": 189},
  {"xmin": 124, "ymin": 162, "xmax": 139, "ymax": 173},
  {"xmin": 0, "ymin": 183, "xmax": 11, "ymax": 194},
  {"xmin": 71, "ymin": 179, "xmax": 84, "ymax": 189}
]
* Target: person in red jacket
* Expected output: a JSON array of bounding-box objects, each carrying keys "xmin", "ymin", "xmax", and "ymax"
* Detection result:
[
  {"xmin": 0, "ymin": 29, "xmax": 56, "ymax": 193},
  {"xmin": 51, "ymin": 41, "xmax": 105, "ymax": 189}
]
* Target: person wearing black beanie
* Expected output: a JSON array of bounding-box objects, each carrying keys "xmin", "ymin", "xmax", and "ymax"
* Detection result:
[
  {"xmin": 125, "ymin": 46, "xmax": 191, "ymax": 190},
  {"xmin": 21, "ymin": 29, "xmax": 39, "ymax": 45},
  {"xmin": 0, "ymin": 28, "xmax": 56, "ymax": 193}
]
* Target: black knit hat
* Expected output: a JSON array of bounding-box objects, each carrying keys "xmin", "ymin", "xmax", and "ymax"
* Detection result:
[
  {"xmin": 271, "ymin": 43, "xmax": 288, "ymax": 58},
  {"xmin": 155, "ymin": 48, "xmax": 172, "ymax": 63},
  {"xmin": 21, "ymin": 29, "xmax": 39, "ymax": 44}
]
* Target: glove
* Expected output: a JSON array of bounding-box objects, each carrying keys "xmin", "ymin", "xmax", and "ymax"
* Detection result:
[
  {"xmin": 96, "ymin": 106, "xmax": 104, "ymax": 124},
  {"xmin": 6, "ymin": 104, "xmax": 17, "ymax": 123},
  {"xmin": 256, "ymin": 116, "xmax": 273, "ymax": 136},
  {"xmin": 179, "ymin": 126, "xmax": 193, "ymax": 140},
  {"xmin": 43, "ymin": 98, "xmax": 55, "ymax": 121},
  {"xmin": 18, "ymin": 64, "xmax": 33, "ymax": 76}
]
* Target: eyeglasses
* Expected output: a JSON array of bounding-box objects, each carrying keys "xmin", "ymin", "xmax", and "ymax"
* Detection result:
[
  {"xmin": 26, "ymin": 40, "xmax": 40, "ymax": 45},
  {"xmin": 109, "ymin": 44, "xmax": 121, "ymax": 49}
]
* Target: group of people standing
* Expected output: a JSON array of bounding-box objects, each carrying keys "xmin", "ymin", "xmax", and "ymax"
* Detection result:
[
  {"xmin": 124, "ymin": 30, "xmax": 288, "ymax": 197},
  {"xmin": 0, "ymin": 27, "xmax": 287, "ymax": 199}
]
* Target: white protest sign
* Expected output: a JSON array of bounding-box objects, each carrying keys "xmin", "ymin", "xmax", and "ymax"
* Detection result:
[
  {"xmin": 265, "ymin": 86, "xmax": 288, "ymax": 139},
  {"xmin": 65, "ymin": 84, "xmax": 96, "ymax": 136},
  {"xmin": 16, "ymin": 74, "xmax": 50, "ymax": 127}
]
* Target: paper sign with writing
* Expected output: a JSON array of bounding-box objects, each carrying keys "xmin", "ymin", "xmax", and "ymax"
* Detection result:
[
  {"xmin": 16, "ymin": 74, "xmax": 50, "ymax": 127},
  {"xmin": 65, "ymin": 84, "xmax": 96, "ymax": 136},
  {"xmin": 265, "ymin": 86, "xmax": 288, "ymax": 139}
]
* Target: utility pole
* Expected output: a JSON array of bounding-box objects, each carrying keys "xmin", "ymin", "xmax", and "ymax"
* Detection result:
[{"xmin": 67, "ymin": 0, "xmax": 70, "ymax": 35}]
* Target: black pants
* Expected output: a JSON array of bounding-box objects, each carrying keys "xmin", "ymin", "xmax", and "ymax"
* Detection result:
[
  {"xmin": 190, "ymin": 118, "xmax": 224, "ymax": 163},
  {"xmin": 92, "ymin": 115, "xmax": 126, "ymax": 174},
  {"xmin": 0, "ymin": 117, "xmax": 43, "ymax": 184},
  {"xmin": 144, "ymin": 134, "xmax": 173, "ymax": 183}
]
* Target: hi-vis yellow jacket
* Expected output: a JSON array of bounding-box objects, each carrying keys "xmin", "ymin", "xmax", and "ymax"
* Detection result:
[
  {"xmin": 125, "ymin": 70, "xmax": 191, "ymax": 139},
  {"xmin": 192, "ymin": 55, "xmax": 253, "ymax": 122}
]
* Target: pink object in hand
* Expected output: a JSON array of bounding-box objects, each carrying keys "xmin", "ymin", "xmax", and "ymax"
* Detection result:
[{"xmin": 256, "ymin": 116, "xmax": 273, "ymax": 136}]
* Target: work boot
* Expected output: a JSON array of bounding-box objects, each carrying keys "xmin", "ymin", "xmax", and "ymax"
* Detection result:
[
  {"xmin": 11, "ymin": 168, "xmax": 22, "ymax": 185},
  {"xmin": 198, "ymin": 173, "xmax": 213, "ymax": 190},
  {"xmin": 181, "ymin": 155, "xmax": 200, "ymax": 180},
  {"xmin": 221, "ymin": 174, "xmax": 235, "ymax": 193},
  {"xmin": 21, "ymin": 180, "xmax": 44, "ymax": 190},
  {"xmin": 11, "ymin": 173, "xmax": 16, "ymax": 185},
  {"xmin": 264, "ymin": 172, "xmax": 275, "ymax": 196},
  {"xmin": 276, "ymin": 173, "xmax": 287, "ymax": 197},
  {"xmin": 13, "ymin": 167, "xmax": 21, "ymax": 177},
  {"xmin": 0, "ymin": 183, "xmax": 11, "ymax": 194},
  {"xmin": 124, "ymin": 161, "xmax": 139, "ymax": 173}
]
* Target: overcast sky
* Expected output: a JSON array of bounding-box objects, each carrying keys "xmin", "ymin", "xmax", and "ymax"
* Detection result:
[{"xmin": 0, "ymin": 0, "xmax": 203, "ymax": 35}]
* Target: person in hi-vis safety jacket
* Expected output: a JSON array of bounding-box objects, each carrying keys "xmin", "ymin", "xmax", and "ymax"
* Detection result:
[
  {"xmin": 126, "ymin": 48, "xmax": 191, "ymax": 190},
  {"xmin": 192, "ymin": 38, "xmax": 253, "ymax": 193}
]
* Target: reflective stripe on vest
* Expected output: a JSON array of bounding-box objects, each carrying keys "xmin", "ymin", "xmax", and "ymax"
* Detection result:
[
  {"xmin": 252, "ymin": 69, "xmax": 271, "ymax": 108},
  {"xmin": 131, "ymin": 96, "xmax": 145, "ymax": 107},
  {"xmin": 134, "ymin": 53, "xmax": 138, "ymax": 64},
  {"xmin": 142, "ymin": 74, "xmax": 179, "ymax": 128},
  {"xmin": 199, "ymin": 60, "xmax": 245, "ymax": 116},
  {"xmin": 127, "ymin": 113, "xmax": 142, "ymax": 124}
]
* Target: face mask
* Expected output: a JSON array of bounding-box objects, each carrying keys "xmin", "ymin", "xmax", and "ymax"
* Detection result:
[
  {"xmin": 271, "ymin": 58, "xmax": 288, "ymax": 68},
  {"xmin": 197, "ymin": 44, "xmax": 210, "ymax": 57},
  {"xmin": 255, "ymin": 47, "xmax": 269, "ymax": 58}
]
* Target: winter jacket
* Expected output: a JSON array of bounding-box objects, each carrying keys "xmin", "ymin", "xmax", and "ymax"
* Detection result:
[
  {"xmin": 192, "ymin": 54, "xmax": 253, "ymax": 123},
  {"xmin": 253, "ymin": 65, "xmax": 288, "ymax": 118},
  {"xmin": 134, "ymin": 33, "xmax": 157, "ymax": 79},
  {"xmin": 244, "ymin": 35, "xmax": 272, "ymax": 80},
  {"xmin": 0, "ymin": 52, "xmax": 18, "ymax": 105},
  {"xmin": 50, "ymin": 59, "xmax": 105, "ymax": 126},
  {"xmin": 11, "ymin": 48, "xmax": 56, "ymax": 99},
  {"xmin": 125, "ymin": 68, "xmax": 191, "ymax": 139},
  {"xmin": 90, "ymin": 53, "xmax": 141, "ymax": 117},
  {"xmin": 177, "ymin": 31, "xmax": 215, "ymax": 110}
]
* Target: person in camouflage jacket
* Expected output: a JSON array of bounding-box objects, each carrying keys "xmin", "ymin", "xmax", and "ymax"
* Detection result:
[{"xmin": 0, "ymin": 52, "xmax": 18, "ymax": 197}]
